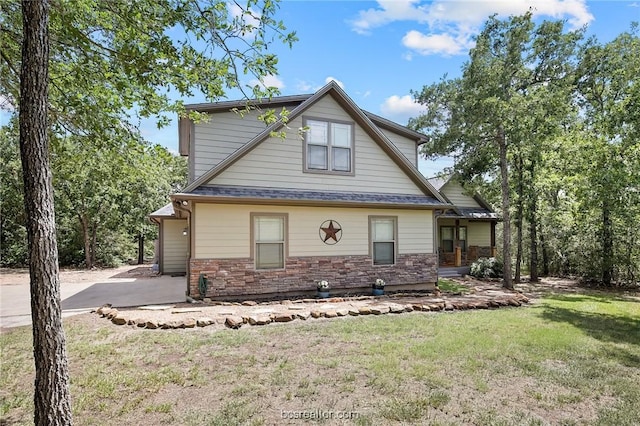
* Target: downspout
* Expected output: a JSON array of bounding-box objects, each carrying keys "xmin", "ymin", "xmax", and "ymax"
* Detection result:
[
  {"xmin": 172, "ymin": 199, "xmax": 193, "ymax": 298},
  {"xmin": 433, "ymin": 209, "xmax": 444, "ymax": 287}
]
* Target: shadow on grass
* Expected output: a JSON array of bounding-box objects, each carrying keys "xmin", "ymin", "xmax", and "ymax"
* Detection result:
[
  {"xmin": 544, "ymin": 292, "xmax": 635, "ymax": 304},
  {"xmin": 539, "ymin": 296, "xmax": 640, "ymax": 347}
]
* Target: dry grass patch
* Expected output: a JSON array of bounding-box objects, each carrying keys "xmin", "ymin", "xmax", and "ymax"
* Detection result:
[{"xmin": 1, "ymin": 290, "xmax": 639, "ymax": 425}]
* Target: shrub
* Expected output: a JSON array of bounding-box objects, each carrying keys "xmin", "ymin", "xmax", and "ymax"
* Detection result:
[{"xmin": 470, "ymin": 257, "xmax": 503, "ymax": 279}]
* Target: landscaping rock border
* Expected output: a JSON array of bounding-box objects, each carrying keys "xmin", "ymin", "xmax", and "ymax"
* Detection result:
[{"xmin": 94, "ymin": 288, "xmax": 531, "ymax": 330}]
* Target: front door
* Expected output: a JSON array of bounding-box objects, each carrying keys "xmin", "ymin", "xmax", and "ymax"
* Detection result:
[{"xmin": 440, "ymin": 225, "xmax": 467, "ymax": 266}]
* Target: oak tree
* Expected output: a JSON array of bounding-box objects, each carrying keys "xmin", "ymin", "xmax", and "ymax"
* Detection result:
[{"xmin": 5, "ymin": 0, "xmax": 296, "ymax": 423}]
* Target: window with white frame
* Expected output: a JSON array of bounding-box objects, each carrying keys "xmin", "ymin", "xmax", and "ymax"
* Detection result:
[
  {"xmin": 370, "ymin": 216, "xmax": 397, "ymax": 265},
  {"xmin": 304, "ymin": 117, "xmax": 354, "ymax": 173},
  {"xmin": 253, "ymin": 214, "xmax": 286, "ymax": 269}
]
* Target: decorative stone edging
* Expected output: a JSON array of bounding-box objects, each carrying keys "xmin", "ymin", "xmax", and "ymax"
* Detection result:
[{"xmin": 94, "ymin": 292, "xmax": 530, "ymax": 330}]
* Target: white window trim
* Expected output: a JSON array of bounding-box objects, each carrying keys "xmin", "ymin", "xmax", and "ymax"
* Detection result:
[{"xmin": 302, "ymin": 116, "xmax": 355, "ymax": 176}]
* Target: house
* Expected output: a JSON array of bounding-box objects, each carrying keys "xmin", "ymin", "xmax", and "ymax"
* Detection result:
[
  {"xmin": 150, "ymin": 81, "xmax": 497, "ymax": 300},
  {"xmin": 427, "ymin": 175, "xmax": 499, "ymax": 275}
]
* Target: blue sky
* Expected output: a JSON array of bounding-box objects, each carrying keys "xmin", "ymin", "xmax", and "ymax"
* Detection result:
[
  {"xmin": 2, "ymin": 1, "xmax": 639, "ymax": 176},
  {"xmin": 148, "ymin": 0, "xmax": 640, "ymax": 176}
]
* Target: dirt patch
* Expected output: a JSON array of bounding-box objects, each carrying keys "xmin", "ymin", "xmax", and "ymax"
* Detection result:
[{"xmin": 0, "ymin": 264, "xmax": 157, "ymax": 286}]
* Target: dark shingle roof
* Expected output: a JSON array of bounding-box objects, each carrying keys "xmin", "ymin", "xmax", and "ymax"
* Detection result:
[
  {"xmin": 184, "ymin": 185, "xmax": 446, "ymax": 207},
  {"xmin": 442, "ymin": 207, "xmax": 499, "ymax": 220}
]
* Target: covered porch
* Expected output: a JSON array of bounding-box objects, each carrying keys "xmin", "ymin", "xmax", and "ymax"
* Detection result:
[{"xmin": 437, "ymin": 216, "xmax": 497, "ymax": 268}]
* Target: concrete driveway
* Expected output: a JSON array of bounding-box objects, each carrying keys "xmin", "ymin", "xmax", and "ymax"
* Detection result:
[{"xmin": 0, "ymin": 266, "xmax": 185, "ymax": 329}]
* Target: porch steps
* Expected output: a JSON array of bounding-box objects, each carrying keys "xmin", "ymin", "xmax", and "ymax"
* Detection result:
[{"xmin": 439, "ymin": 267, "xmax": 470, "ymax": 278}]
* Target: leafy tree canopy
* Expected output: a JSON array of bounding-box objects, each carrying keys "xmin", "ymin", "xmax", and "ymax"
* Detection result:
[{"xmin": 1, "ymin": 0, "xmax": 297, "ymax": 139}]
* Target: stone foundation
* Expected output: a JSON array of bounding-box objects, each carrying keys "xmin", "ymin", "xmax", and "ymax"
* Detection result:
[{"xmin": 189, "ymin": 253, "xmax": 438, "ymax": 299}]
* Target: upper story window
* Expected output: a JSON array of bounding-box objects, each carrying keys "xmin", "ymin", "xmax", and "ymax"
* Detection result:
[{"xmin": 303, "ymin": 117, "xmax": 354, "ymax": 175}]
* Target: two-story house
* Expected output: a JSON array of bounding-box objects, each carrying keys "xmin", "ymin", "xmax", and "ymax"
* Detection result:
[{"xmin": 150, "ymin": 82, "xmax": 497, "ymax": 300}]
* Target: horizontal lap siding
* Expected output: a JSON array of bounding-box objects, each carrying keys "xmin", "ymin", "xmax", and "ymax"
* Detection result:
[
  {"xmin": 193, "ymin": 204, "xmax": 433, "ymax": 259},
  {"xmin": 194, "ymin": 204, "xmax": 250, "ymax": 258},
  {"xmin": 438, "ymin": 219, "xmax": 491, "ymax": 247},
  {"xmin": 398, "ymin": 211, "xmax": 433, "ymax": 254},
  {"xmin": 467, "ymin": 221, "xmax": 491, "ymax": 246},
  {"xmin": 163, "ymin": 219, "xmax": 188, "ymax": 273},
  {"xmin": 193, "ymin": 110, "xmax": 271, "ymax": 181},
  {"xmin": 442, "ymin": 181, "xmax": 481, "ymax": 208},
  {"xmin": 210, "ymin": 96, "xmax": 425, "ymax": 195},
  {"xmin": 380, "ymin": 128, "xmax": 418, "ymax": 167}
]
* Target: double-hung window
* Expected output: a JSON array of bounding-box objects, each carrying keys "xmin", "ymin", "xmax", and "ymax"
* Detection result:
[
  {"xmin": 441, "ymin": 226, "xmax": 454, "ymax": 253},
  {"xmin": 370, "ymin": 217, "xmax": 397, "ymax": 265},
  {"xmin": 304, "ymin": 117, "xmax": 354, "ymax": 174},
  {"xmin": 441, "ymin": 226, "xmax": 467, "ymax": 253},
  {"xmin": 253, "ymin": 214, "xmax": 286, "ymax": 269}
]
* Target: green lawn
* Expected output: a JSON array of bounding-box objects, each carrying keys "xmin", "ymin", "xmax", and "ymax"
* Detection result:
[{"xmin": 1, "ymin": 291, "xmax": 639, "ymax": 425}]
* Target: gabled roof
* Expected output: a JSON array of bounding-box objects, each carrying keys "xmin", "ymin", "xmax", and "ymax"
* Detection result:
[
  {"xmin": 184, "ymin": 94, "xmax": 313, "ymax": 114},
  {"xmin": 181, "ymin": 81, "xmax": 446, "ymax": 203},
  {"xmin": 149, "ymin": 203, "xmax": 175, "ymax": 218},
  {"xmin": 427, "ymin": 174, "xmax": 498, "ymax": 220},
  {"xmin": 362, "ymin": 110, "xmax": 428, "ymax": 144},
  {"xmin": 180, "ymin": 91, "xmax": 429, "ymax": 149},
  {"xmin": 427, "ymin": 176, "xmax": 449, "ymax": 192}
]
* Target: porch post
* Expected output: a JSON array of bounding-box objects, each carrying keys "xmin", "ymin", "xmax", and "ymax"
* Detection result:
[
  {"xmin": 490, "ymin": 221, "xmax": 497, "ymax": 257},
  {"xmin": 454, "ymin": 219, "xmax": 461, "ymax": 267}
]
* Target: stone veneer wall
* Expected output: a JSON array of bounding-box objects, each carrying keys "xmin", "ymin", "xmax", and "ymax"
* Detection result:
[{"xmin": 190, "ymin": 253, "xmax": 438, "ymax": 299}]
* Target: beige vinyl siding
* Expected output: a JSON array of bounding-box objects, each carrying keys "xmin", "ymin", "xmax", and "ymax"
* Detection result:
[
  {"xmin": 194, "ymin": 203, "xmax": 433, "ymax": 259},
  {"xmin": 379, "ymin": 128, "xmax": 418, "ymax": 167},
  {"xmin": 209, "ymin": 96, "xmax": 425, "ymax": 195},
  {"xmin": 162, "ymin": 219, "xmax": 188, "ymax": 273},
  {"xmin": 467, "ymin": 221, "xmax": 491, "ymax": 246},
  {"xmin": 192, "ymin": 110, "xmax": 270, "ymax": 181},
  {"xmin": 438, "ymin": 219, "xmax": 491, "ymax": 247},
  {"xmin": 194, "ymin": 203, "xmax": 251, "ymax": 258},
  {"xmin": 442, "ymin": 181, "xmax": 482, "ymax": 208}
]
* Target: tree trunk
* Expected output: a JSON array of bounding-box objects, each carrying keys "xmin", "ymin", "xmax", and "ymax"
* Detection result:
[
  {"xmin": 79, "ymin": 213, "xmax": 92, "ymax": 268},
  {"xmin": 528, "ymin": 160, "xmax": 539, "ymax": 282},
  {"xmin": 138, "ymin": 232, "xmax": 144, "ymax": 264},
  {"xmin": 529, "ymin": 197, "xmax": 539, "ymax": 282},
  {"xmin": 498, "ymin": 126, "xmax": 513, "ymax": 289},
  {"xmin": 540, "ymin": 223, "xmax": 549, "ymax": 276},
  {"xmin": 514, "ymin": 155, "xmax": 523, "ymax": 283},
  {"xmin": 91, "ymin": 220, "xmax": 97, "ymax": 268},
  {"xmin": 602, "ymin": 199, "xmax": 613, "ymax": 286},
  {"xmin": 19, "ymin": 1, "xmax": 73, "ymax": 424}
]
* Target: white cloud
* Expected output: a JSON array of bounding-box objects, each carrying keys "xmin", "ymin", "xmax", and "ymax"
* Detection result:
[
  {"xmin": 402, "ymin": 30, "xmax": 472, "ymax": 56},
  {"xmin": 228, "ymin": 2, "xmax": 262, "ymax": 39},
  {"xmin": 296, "ymin": 81, "xmax": 314, "ymax": 92},
  {"xmin": 325, "ymin": 76, "xmax": 345, "ymax": 89},
  {"xmin": 351, "ymin": 0, "xmax": 594, "ymax": 57},
  {"xmin": 295, "ymin": 77, "xmax": 344, "ymax": 93},
  {"xmin": 380, "ymin": 94, "xmax": 425, "ymax": 124},
  {"xmin": 350, "ymin": 0, "xmax": 430, "ymax": 35},
  {"xmin": 249, "ymin": 74, "xmax": 285, "ymax": 90}
]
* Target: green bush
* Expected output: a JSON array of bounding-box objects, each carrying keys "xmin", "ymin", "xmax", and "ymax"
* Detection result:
[{"xmin": 470, "ymin": 257, "xmax": 503, "ymax": 279}]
